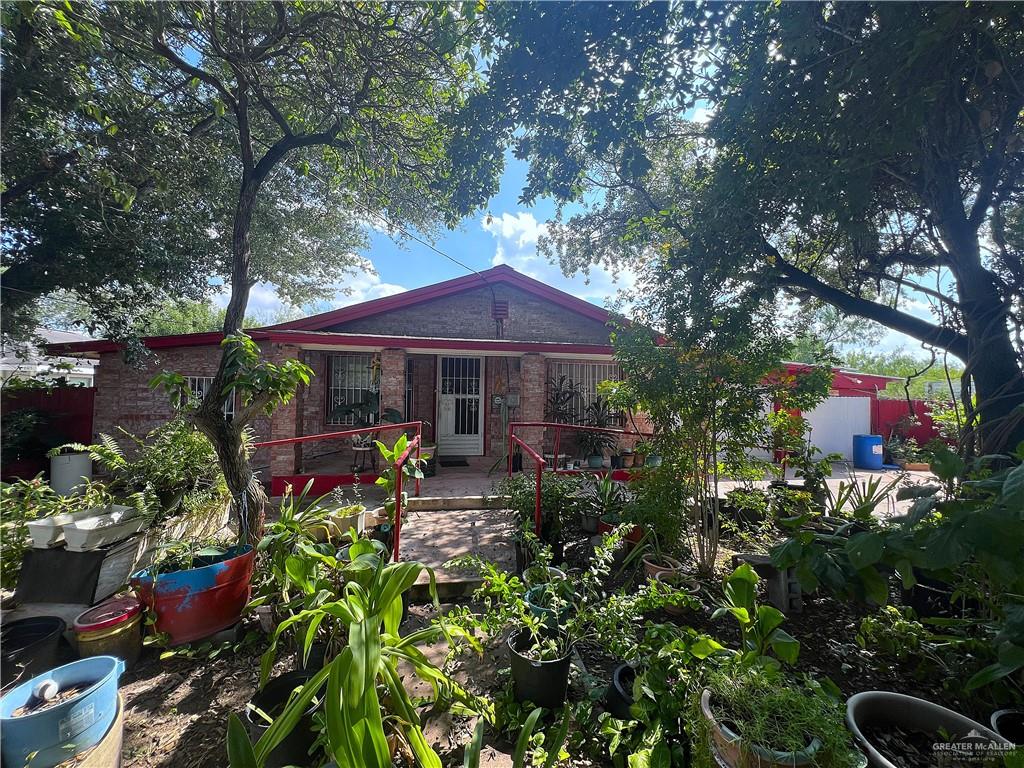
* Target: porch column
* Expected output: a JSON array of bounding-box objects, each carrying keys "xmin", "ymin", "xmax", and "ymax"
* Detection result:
[
  {"xmin": 379, "ymin": 348, "xmax": 407, "ymax": 421},
  {"xmin": 268, "ymin": 343, "xmax": 303, "ymax": 477},
  {"xmin": 518, "ymin": 353, "xmax": 546, "ymax": 455}
]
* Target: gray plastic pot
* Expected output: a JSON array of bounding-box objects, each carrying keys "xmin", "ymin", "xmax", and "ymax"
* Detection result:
[
  {"xmin": 701, "ymin": 689, "xmax": 822, "ymax": 768},
  {"xmin": 847, "ymin": 691, "xmax": 1010, "ymax": 768}
]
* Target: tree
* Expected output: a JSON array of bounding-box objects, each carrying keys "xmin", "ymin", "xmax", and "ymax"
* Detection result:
[
  {"xmin": 1, "ymin": 2, "xmax": 365, "ymax": 343},
  {"xmin": 523, "ymin": 3, "xmax": 1024, "ymax": 455},
  {"xmin": 91, "ymin": 1, "xmax": 492, "ymax": 540}
]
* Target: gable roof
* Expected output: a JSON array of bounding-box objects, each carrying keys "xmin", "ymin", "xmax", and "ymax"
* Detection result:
[{"xmin": 267, "ymin": 264, "xmax": 613, "ymax": 331}]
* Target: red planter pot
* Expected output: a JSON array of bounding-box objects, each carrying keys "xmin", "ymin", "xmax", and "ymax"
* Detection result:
[{"xmin": 131, "ymin": 545, "xmax": 255, "ymax": 646}]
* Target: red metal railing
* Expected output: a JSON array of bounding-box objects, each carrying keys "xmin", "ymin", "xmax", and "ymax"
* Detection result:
[
  {"xmin": 254, "ymin": 421, "xmax": 423, "ymax": 561},
  {"xmin": 507, "ymin": 421, "xmax": 655, "ymax": 537},
  {"xmin": 508, "ymin": 432, "xmax": 546, "ymax": 536},
  {"xmin": 391, "ymin": 432, "xmax": 421, "ymax": 563}
]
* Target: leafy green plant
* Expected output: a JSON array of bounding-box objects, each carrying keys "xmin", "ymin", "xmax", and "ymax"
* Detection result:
[
  {"xmin": 712, "ymin": 563, "xmax": 800, "ymax": 667},
  {"xmin": 498, "ymin": 471, "xmax": 582, "ymax": 544},
  {"xmin": 579, "ymin": 473, "xmax": 627, "ymax": 523},
  {"xmin": 691, "ymin": 666, "xmax": 862, "ymax": 768},
  {"xmin": 464, "ymin": 704, "xmax": 571, "ymax": 768},
  {"xmin": 235, "ymin": 548, "xmax": 486, "ymax": 768},
  {"xmin": 54, "ymin": 418, "xmax": 232, "ymax": 521},
  {"xmin": 824, "ymin": 474, "xmax": 901, "ymax": 520},
  {"xmin": 545, "ymin": 375, "xmax": 583, "ymax": 424},
  {"xmin": 773, "ymin": 441, "xmax": 1024, "ymax": 695},
  {"xmin": 373, "ymin": 433, "xmax": 428, "ymax": 522}
]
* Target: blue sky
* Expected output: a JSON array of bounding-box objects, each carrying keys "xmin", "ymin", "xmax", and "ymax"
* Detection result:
[
  {"xmin": 241, "ymin": 150, "xmax": 637, "ymax": 320},
  {"xmin": 238, "ymin": 148, "xmax": 931, "ymax": 356}
]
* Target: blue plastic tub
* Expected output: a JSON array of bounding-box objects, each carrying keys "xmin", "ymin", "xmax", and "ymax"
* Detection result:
[
  {"xmin": 0, "ymin": 655, "xmax": 124, "ymax": 768},
  {"xmin": 852, "ymin": 434, "xmax": 884, "ymax": 470}
]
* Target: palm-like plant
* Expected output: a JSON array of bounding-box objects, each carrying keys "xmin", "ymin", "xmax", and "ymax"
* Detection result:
[{"xmin": 230, "ymin": 545, "xmax": 485, "ymax": 768}]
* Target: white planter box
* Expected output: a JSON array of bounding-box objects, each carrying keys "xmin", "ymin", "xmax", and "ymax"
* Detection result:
[
  {"xmin": 63, "ymin": 506, "xmax": 150, "ymax": 552},
  {"xmin": 26, "ymin": 509, "xmax": 100, "ymax": 549}
]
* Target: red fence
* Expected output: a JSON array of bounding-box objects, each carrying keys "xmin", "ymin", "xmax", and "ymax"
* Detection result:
[
  {"xmin": 875, "ymin": 399, "xmax": 940, "ymax": 444},
  {"xmin": 2, "ymin": 386, "xmax": 95, "ymax": 480}
]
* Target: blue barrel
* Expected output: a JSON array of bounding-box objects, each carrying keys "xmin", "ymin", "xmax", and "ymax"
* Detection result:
[
  {"xmin": 0, "ymin": 655, "xmax": 124, "ymax": 768},
  {"xmin": 852, "ymin": 434, "xmax": 884, "ymax": 470}
]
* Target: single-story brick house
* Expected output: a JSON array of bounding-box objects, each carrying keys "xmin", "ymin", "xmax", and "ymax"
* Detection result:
[
  {"xmin": 50, "ymin": 266, "xmax": 633, "ymax": 479},
  {"xmin": 50, "ymin": 264, "xmax": 901, "ymax": 484}
]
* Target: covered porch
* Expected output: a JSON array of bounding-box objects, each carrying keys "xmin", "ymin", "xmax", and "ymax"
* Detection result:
[{"xmin": 262, "ymin": 331, "xmax": 618, "ymax": 481}]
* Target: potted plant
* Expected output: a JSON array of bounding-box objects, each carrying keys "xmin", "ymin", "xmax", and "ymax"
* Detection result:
[
  {"xmin": 620, "ymin": 447, "xmax": 636, "ymax": 468},
  {"xmin": 578, "ymin": 429, "xmax": 613, "ymax": 468},
  {"xmin": 652, "ymin": 570, "xmax": 700, "ymax": 617},
  {"xmin": 634, "ymin": 439, "xmax": 652, "ymax": 468},
  {"xmin": 696, "ymin": 666, "xmax": 864, "ymax": 768},
  {"xmin": 721, "ymin": 487, "xmax": 770, "ymax": 528},
  {"xmin": 579, "ymin": 473, "xmax": 627, "ymax": 534},
  {"xmin": 499, "ymin": 471, "xmax": 581, "ymax": 563},
  {"xmin": 624, "ymin": 467, "xmax": 685, "ymax": 570},
  {"xmin": 524, "ymin": 576, "xmax": 576, "ymax": 628},
  {"xmin": 132, "ymin": 540, "xmax": 255, "ymax": 646}
]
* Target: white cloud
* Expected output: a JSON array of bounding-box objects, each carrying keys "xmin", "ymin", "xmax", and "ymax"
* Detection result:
[
  {"xmin": 482, "ymin": 212, "xmax": 546, "ymax": 248},
  {"xmin": 481, "ymin": 211, "xmax": 636, "ymax": 310},
  {"xmin": 211, "ymin": 267, "xmax": 408, "ymax": 320}
]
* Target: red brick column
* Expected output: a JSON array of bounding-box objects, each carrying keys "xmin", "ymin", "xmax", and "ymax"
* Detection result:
[
  {"xmin": 379, "ymin": 348, "xmax": 407, "ymax": 420},
  {"xmin": 518, "ymin": 353, "xmax": 546, "ymax": 454},
  {"xmin": 268, "ymin": 344, "xmax": 303, "ymax": 477}
]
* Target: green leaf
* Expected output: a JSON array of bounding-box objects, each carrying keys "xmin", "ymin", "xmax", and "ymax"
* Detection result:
[
  {"xmin": 512, "ymin": 708, "xmax": 543, "ymax": 768},
  {"xmin": 226, "ymin": 713, "xmax": 258, "ymax": 768},
  {"xmin": 768, "ymin": 628, "xmax": 800, "ymax": 665},
  {"xmin": 1001, "ymin": 462, "xmax": 1024, "ymax": 507},
  {"xmin": 965, "ymin": 660, "xmax": 1020, "ymax": 691},
  {"xmin": 463, "ymin": 719, "xmax": 485, "ymax": 768},
  {"xmin": 846, "ymin": 531, "xmax": 884, "ymax": 569},
  {"xmin": 857, "ymin": 567, "xmax": 890, "ymax": 606}
]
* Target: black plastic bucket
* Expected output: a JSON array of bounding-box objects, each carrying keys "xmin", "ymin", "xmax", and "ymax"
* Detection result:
[
  {"xmin": 508, "ymin": 627, "xmax": 571, "ymax": 709},
  {"xmin": 604, "ymin": 664, "xmax": 635, "ymax": 719},
  {"xmin": 1, "ymin": 616, "xmax": 66, "ymax": 686},
  {"xmin": 245, "ymin": 671, "xmax": 322, "ymax": 767}
]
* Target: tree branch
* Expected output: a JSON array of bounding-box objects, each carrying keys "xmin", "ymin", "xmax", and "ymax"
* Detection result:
[{"xmin": 765, "ymin": 243, "xmax": 970, "ymax": 359}]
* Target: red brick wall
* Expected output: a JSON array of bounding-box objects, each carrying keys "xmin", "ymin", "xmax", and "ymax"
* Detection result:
[
  {"xmin": 323, "ymin": 284, "xmax": 612, "ymax": 344},
  {"xmin": 407, "ymin": 354, "xmax": 436, "ymax": 444},
  {"xmin": 93, "ymin": 346, "xmax": 272, "ymax": 469}
]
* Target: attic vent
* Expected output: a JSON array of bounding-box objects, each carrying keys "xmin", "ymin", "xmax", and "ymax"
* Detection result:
[{"xmin": 491, "ymin": 299, "xmax": 509, "ymax": 320}]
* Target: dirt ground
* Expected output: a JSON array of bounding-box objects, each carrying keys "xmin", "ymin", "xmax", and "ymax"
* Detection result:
[{"xmin": 116, "ymin": 518, "xmax": 983, "ymax": 768}]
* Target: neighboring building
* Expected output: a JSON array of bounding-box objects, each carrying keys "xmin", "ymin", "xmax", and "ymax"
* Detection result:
[
  {"xmin": 1, "ymin": 328, "xmax": 97, "ymax": 387},
  {"xmin": 50, "ymin": 266, "xmax": 902, "ymax": 481}
]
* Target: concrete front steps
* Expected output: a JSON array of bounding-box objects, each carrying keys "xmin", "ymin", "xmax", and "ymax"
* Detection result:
[{"xmin": 398, "ymin": 495, "xmax": 514, "ymax": 601}]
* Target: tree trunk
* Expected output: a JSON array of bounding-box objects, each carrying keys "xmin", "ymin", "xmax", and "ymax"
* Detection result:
[
  {"xmin": 197, "ymin": 175, "xmax": 264, "ymax": 544},
  {"xmin": 954, "ymin": 262, "xmax": 1024, "ymax": 456}
]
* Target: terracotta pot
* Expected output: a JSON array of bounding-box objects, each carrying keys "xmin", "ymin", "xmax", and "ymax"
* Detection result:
[
  {"xmin": 653, "ymin": 571, "xmax": 699, "ymax": 617},
  {"xmin": 641, "ymin": 554, "xmax": 683, "ymax": 580},
  {"xmin": 621, "ymin": 453, "xmax": 635, "ymax": 468},
  {"xmin": 701, "ymin": 689, "xmax": 822, "ymax": 768}
]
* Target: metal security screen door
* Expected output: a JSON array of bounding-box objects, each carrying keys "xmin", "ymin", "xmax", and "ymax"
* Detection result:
[{"xmin": 437, "ymin": 356, "xmax": 484, "ymax": 455}]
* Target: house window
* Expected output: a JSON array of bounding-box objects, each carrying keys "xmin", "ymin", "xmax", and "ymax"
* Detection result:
[
  {"xmin": 186, "ymin": 376, "xmax": 235, "ymax": 419},
  {"xmin": 327, "ymin": 353, "xmax": 375, "ymax": 425},
  {"xmin": 547, "ymin": 360, "xmax": 622, "ymax": 424}
]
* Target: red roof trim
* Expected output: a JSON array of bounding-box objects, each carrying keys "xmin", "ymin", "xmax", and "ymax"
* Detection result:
[
  {"xmin": 47, "ymin": 329, "xmax": 615, "ymax": 356},
  {"xmin": 267, "ymin": 264, "xmax": 613, "ymax": 331}
]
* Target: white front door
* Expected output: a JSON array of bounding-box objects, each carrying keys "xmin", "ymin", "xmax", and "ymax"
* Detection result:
[{"xmin": 437, "ymin": 356, "xmax": 485, "ymax": 455}]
